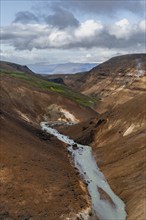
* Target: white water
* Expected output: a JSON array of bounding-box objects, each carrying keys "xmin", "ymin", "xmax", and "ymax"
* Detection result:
[{"xmin": 40, "ymin": 122, "xmax": 127, "ymax": 220}]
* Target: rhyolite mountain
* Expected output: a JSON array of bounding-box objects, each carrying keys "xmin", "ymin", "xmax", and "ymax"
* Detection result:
[
  {"xmin": 46, "ymin": 54, "xmax": 146, "ymax": 113},
  {"xmin": 0, "ymin": 60, "xmax": 97, "ymax": 219},
  {"xmin": 0, "ymin": 60, "xmax": 97, "ymax": 124},
  {"xmin": 0, "ymin": 54, "xmax": 145, "ymax": 219}
]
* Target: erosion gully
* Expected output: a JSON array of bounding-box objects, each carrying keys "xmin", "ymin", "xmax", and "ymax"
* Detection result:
[{"xmin": 40, "ymin": 122, "xmax": 127, "ymax": 220}]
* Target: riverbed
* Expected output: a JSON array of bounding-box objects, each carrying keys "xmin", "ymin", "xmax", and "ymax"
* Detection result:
[{"xmin": 40, "ymin": 122, "xmax": 127, "ymax": 220}]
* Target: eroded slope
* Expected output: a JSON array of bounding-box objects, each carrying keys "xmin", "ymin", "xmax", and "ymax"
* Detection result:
[
  {"xmin": 59, "ymin": 93, "xmax": 146, "ymax": 220},
  {"xmin": 92, "ymin": 94, "xmax": 146, "ymax": 220},
  {"xmin": 0, "ymin": 112, "xmax": 90, "ymax": 219}
]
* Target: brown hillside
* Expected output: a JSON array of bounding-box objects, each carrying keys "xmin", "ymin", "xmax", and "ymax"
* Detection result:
[
  {"xmin": 48, "ymin": 54, "xmax": 146, "ymax": 113},
  {"xmin": 59, "ymin": 93, "xmax": 146, "ymax": 220},
  {"xmin": 92, "ymin": 93, "xmax": 146, "ymax": 220},
  {"xmin": 0, "ymin": 74, "xmax": 97, "ymax": 126},
  {"xmin": 80, "ymin": 54, "xmax": 146, "ymax": 113},
  {"xmin": 0, "ymin": 61, "xmax": 34, "ymax": 75},
  {"xmin": 0, "ymin": 57, "xmax": 145, "ymax": 220},
  {"xmin": 0, "ymin": 62, "xmax": 98, "ymax": 219},
  {"xmin": 0, "ymin": 111, "xmax": 90, "ymax": 219}
]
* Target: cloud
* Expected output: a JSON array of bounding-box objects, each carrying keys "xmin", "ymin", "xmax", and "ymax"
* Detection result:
[
  {"xmin": 109, "ymin": 18, "xmax": 145, "ymax": 40},
  {"xmin": 50, "ymin": 0, "xmax": 144, "ymax": 16},
  {"xmin": 45, "ymin": 7, "xmax": 79, "ymax": 28},
  {"xmin": 1, "ymin": 19, "xmax": 145, "ymax": 52},
  {"xmin": 1, "ymin": 0, "xmax": 145, "ymax": 65},
  {"xmin": 12, "ymin": 6, "xmax": 79, "ymax": 29},
  {"xmin": 13, "ymin": 11, "xmax": 39, "ymax": 24},
  {"xmin": 109, "ymin": 18, "xmax": 134, "ymax": 40},
  {"xmin": 139, "ymin": 19, "xmax": 146, "ymax": 32},
  {"xmin": 75, "ymin": 20, "xmax": 103, "ymax": 39}
]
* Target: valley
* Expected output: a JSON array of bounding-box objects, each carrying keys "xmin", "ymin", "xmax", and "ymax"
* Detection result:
[{"xmin": 0, "ymin": 53, "xmax": 146, "ymax": 220}]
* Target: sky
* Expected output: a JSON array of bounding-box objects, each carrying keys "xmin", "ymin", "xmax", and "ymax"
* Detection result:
[{"xmin": 1, "ymin": 0, "xmax": 146, "ymax": 65}]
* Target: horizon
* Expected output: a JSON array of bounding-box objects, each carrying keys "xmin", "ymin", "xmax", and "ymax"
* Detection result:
[
  {"xmin": 1, "ymin": 52, "xmax": 146, "ymax": 66},
  {"xmin": 31, "ymin": 52, "xmax": 146, "ymax": 67},
  {"xmin": 1, "ymin": 52, "xmax": 146, "ymax": 75}
]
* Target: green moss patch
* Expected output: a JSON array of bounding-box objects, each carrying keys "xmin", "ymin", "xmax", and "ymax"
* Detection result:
[{"xmin": 1, "ymin": 70, "xmax": 96, "ymax": 107}]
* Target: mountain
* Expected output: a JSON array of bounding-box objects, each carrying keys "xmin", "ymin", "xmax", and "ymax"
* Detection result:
[
  {"xmin": 0, "ymin": 55, "xmax": 145, "ymax": 220},
  {"xmin": 51, "ymin": 54, "xmax": 146, "ymax": 113},
  {"xmin": 59, "ymin": 93, "xmax": 145, "ymax": 220},
  {"xmin": 43, "ymin": 71, "xmax": 86, "ymax": 89},
  {"xmin": 0, "ymin": 60, "xmax": 34, "ymax": 75},
  {"xmin": 28, "ymin": 62, "xmax": 98, "ymax": 74},
  {"xmin": 81, "ymin": 53, "xmax": 146, "ymax": 113},
  {"xmin": 41, "ymin": 54, "xmax": 146, "ymax": 219},
  {"xmin": 0, "ymin": 61, "xmax": 97, "ymax": 219},
  {"xmin": 0, "ymin": 61, "xmax": 97, "ymax": 124},
  {"xmin": 92, "ymin": 94, "xmax": 145, "ymax": 220}
]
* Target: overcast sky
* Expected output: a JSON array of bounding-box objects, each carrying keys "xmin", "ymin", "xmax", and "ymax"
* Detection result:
[{"xmin": 1, "ymin": 0, "xmax": 145, "ymax": 64}]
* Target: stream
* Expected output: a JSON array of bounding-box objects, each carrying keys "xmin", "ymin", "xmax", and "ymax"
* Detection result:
[{"xmin": 40, "ymin": 122, "xmax": 127, "ymax": 220}]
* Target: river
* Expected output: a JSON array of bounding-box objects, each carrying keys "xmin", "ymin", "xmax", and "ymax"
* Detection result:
[{"xmin": 40, "ymin": 122, "xmax": 127, "ymax": 220}]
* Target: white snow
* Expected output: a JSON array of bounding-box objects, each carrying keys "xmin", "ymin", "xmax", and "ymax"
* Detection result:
[
  {"xmin": 16, "ymin": 110, "xmax": 30, "ymax": 122},
  {"xmin": 123, "ymin": 124, "xmax": 135, "ymax": 136},
  {"xmin": 60, "ymin": 109, "xmax": 79, "ymax": 123},
  {"xmin": 40, "ymin": 122, "xmax": 127, "ymax": 220}
]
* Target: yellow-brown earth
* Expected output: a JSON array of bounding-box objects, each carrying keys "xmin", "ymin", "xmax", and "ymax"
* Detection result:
[{"xmin": 0, "ymin": 55, "xmax": 146, "ymax": 220}]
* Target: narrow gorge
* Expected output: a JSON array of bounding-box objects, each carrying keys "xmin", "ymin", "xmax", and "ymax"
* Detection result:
[{"xmin": 41, "ymin": 122, "xmax": 127, "ymax": 220}]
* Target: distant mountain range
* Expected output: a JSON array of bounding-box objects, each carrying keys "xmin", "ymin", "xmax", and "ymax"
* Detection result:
[{"xmin": 28, "ymin": 62, "xmax": 98, "ymax": 74}]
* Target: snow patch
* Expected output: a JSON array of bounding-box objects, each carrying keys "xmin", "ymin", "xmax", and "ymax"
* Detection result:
[
  {"xmin": 60, "ymin": 109, "xmax": 79, "ymax": 123},
  {"xmin": 45, "ymin": 104, "xmax": 79, "ymax": 124},
  {"xmin": 15, "ymin": 110, "xmax": 30, "ymax": 122},
  {"xmin": 123, "ymin": 124, "xmax": 135, "ymax": 136}
]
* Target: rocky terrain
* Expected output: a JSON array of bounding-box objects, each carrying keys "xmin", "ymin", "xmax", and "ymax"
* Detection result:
[
  {"xmin": 80, "ymin": 54, "xmax": 146, "ymax": 113},
  {"xmin": 48, "ymin": 54, "xmax": 146, "ymax": 113},
  {"xmin": 59, "ymin": 93, "xmax": 145, "ymax": 220},
  {"xmin": 0, "ymin": 62, "xmax": 97, "ymax": 125},
  {"xmin": 92, "ymin": 94, "xmax": 146, "ymax": 220},
  {"xmin": 0, "ymin": 62, "xmax": 97, "ymax": 219},
  {"xmin": 0, "ymin": 54, "xmax": 146, "ymax": 220},
  {"xmin": 1, "ymin": 112, "xmax": 91, "ymax": 220}
]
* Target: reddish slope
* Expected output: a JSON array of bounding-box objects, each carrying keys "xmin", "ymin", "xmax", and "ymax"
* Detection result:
[
  {"xmin": 0, "ymin": 112, "xmax": 90, "ymax": 219},
  {"xmin": 0, "ymin": 61, "xmax": 97, "ymax": 219},
  {"xmin": 59, "ymin": 93, "xmax": 146, "ymax": 220},
  {"xmin": 49, "ymin": 54, "xmax": 146, "ymax": 113},
  {"xmin": 1, "ymin": 74, "xmax": 97, "ymax": 125},
  {"xmin": 93, "ymin": 94, "xmax": 146, "ymax": 220},
  {"xmin": 81, "ymin": 54, "xmax": 146, "ymax": 113}
]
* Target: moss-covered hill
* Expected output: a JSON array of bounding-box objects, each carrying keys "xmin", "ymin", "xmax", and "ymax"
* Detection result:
[{"xmin": 0, "ymin": 67, "xmax": 96, "ymax": 108}]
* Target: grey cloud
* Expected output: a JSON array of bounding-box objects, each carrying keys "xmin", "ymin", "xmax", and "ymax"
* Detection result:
[
  {"xmin": 97, "ymin": 32, "xmax": 145, "ymax": 50},
  {"xmin": 65, "ymin": 33, "xmax": 144, "ymax": 51},
  {"xmin": 51, "ymin": 0, "xmax": 144, "ymax": 16},
  {"xmin": 45, "ymin": 7, "xmax": 79, "ymax": 28},
  {"xmin": 13, "ymin": 11, "xmax": 39, "ymax": 24},
  {"xmin": 1, "ymin": 20, "xmax": 145, "ymax": 52}
]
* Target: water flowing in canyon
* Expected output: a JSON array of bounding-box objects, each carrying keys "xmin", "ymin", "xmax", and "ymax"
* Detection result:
[{"xmin": 40, "ymin": 122, "xmax": 127, "ymax": 220}]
